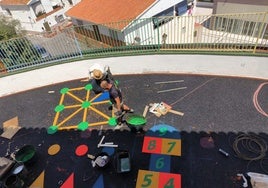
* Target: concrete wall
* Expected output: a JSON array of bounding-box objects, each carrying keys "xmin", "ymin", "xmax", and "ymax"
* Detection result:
[{"xmin": 213, "ymin": 0, "xmax": 268, "ymax": 14}]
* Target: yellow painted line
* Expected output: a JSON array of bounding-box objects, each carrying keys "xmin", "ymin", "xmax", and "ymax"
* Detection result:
[
  {"xmin": 53, "ymin": 112, "xmax": 60, "ymax": 126},
  {"xmin": 69, "ymin": 87, "xmax": 84, "ymax": 91},
  {"xmin": 83, "ymin": 108, "xmax": 88, "ymax": 122},
  {"xmin": 66, "ymin": 92, "xmax": 84, "ymax": 103},
  {"xmin": 64, "ymin": 104, "xmax": 81, "ymax": 109},
  {"xmin": 58, "ymin": 125, "xmax": 78, "ymax": 130},
  {"xmin": 89, "ymin": 121, "xmax": 108, "ymax": 126},
  {"xmin": 59, "ymin": 94, "xmax": 65, "ymax": 104},
  {"xmin": 112, "ymin": 108, "xmax": 115, "ymax": 117},
  {"xmin": 89, "ymin": 106, "xmax": 110, "ymax": 119},
  {"xmin": 86, "ymin": 89, "xmax": 90, "ymax": 101},
  {"xmin": 90, "ymin": 93, "xmax": 102, "ymax": 102},
  {"xmin": 57, "ymin": 108, "xmax": 83, "ymax": 126},
  {"xmin": 91, "ymin": 100, "xmax": 110, "ymax": 105}
]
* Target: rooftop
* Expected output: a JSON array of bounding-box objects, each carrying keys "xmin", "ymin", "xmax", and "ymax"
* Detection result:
[
  {"xmin": 0, "ymin": 0, "xmax": 29, "ymax": 5},
  {"xmin": 66, "ymin": 0, "xmax": 156, "ymax": 30}
]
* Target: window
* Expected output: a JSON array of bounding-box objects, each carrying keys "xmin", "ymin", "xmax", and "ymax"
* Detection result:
[
  {"xmin": 176, "ymin": 0, "xmax": 187, "ymax": 16},
  {"xmin": 6, "ymin": 9, "xmax": 12, "ymax": 16},
  {"xmin": 210, "ymin": 17, "xmax": 266, "ymax": 38},
  {"xmin": 109, "ymin": 29, "xmax": 118, "ymax": 40},
  {"xmin": 197, "ymin": 0, "xmax": 213, "ymax": 2},
  {"xmin": 76, "ymin": 20, "xmax": 83, "ymax": 26},
  {"xmin": 152, "ymin": 0, "xmax": 187, "ymax": 29}
]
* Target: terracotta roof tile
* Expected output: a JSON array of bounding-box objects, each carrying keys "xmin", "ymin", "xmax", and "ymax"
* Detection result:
[
  {"xmin": 66, "ymin": 0, "xmax": 156, "ymax": 30},
  {"xmin": 0, "ymin": 0, "xmax": 29, "ymax": 5}
]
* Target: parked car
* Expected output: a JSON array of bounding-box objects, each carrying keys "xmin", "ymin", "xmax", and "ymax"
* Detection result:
[{"xmin": 34, "ymin": 45, "xmax": 51, "ymax": 58}]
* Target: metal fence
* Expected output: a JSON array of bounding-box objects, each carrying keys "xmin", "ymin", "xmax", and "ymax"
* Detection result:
[{"xmin": 0, "ymin": 12, "xmax": 267, "ymax": 74}]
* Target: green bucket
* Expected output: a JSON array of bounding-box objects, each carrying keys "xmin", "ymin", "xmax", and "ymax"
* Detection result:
[
  {"xmin": 15, "ymin": 145, "xmax": 36, "ymax": 165},
  {"xmin": 125, "ymin": 114, "xmax": 147, "ymax": 132}
]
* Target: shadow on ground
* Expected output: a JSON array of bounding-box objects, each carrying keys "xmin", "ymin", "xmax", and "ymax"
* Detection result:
[{"xmin": 1, "ymin": 128, "xmax": 268, "ymax": 187}]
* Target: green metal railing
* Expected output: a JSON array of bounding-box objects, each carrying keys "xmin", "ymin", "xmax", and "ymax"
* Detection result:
[{"xmin": 0, "ymin": 12, "xmax": 267, "ymax": 74}]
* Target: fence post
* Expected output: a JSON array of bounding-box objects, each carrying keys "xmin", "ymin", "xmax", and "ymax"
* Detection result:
[
  {"xmin": 253, "ymin": 12, "xmax": 268, "ymax": 54},
  {"xmin": 156, "ymin": 18, "xmax": 160, "ymax": 51},
  {"xmin": 71, "ymin": 27, "xmax": 83, "ymax": 57}
]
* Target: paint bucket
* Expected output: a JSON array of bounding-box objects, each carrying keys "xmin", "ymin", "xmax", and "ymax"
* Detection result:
[
  {"xmin": 115, "ymin": 150, "xmax": 131, "ymax": 173},
  {"xmin": 15, "ymin": 145, "xmax": 37, "ymax": 166},
  {"xmin": 12, "ymin": 163, "xmax": 28, "ymax": 180},
  {"xmin": 4, "ymin": 175, "xmax": 24, "ymax": 188},
  {"xmin": 126, "ymin": 114, "xmax": 146, "ymax": 133}
]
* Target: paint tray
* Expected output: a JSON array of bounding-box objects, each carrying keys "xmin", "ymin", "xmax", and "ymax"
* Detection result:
[{"xmin": 115, "ymin": 150, "xmax": 131, "ymax": 173}]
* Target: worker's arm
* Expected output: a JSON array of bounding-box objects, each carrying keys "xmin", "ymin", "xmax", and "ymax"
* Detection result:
[{"xmin": 114, "ymin": 97, "xmax": 121, "ymax": 113}]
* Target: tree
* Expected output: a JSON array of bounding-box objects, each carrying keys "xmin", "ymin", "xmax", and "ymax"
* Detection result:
[
  {"xmin": 0, "ymin": 15, "xmax": 42, "ymax": 71},
  {"xmin": 0, "ymin": 15, "xmax": 24, "ymax": 41}
]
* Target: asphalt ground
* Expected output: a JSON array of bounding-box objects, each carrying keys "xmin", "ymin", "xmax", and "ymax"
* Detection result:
[{"xmin": 0, "ymin": 73, "xmax": 268, "ymax": 188}]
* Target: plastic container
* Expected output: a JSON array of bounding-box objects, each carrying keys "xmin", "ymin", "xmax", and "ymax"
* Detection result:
[
  {"xmin": 115, "ymin": 150, "xmax": 131, "ymax": 173},
  {"xmin": 92, "ymin": 152, "xmax": 110, "ymax": 168},
  {"xmin": 12, "ymin": 163, "xmax": 28, "ymax": 180},
  {"xmin": 4, "ymin": 175, "xmax": 24, "ymax": 188}
]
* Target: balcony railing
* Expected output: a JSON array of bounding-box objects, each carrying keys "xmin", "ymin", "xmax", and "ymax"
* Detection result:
[
  {"xmin": 0, "ymin": 12, "xmax": 267, "ymax": 75},
  {"xmin": 35, "ymin": 6, "xmax": 63, "ymax": 22}
]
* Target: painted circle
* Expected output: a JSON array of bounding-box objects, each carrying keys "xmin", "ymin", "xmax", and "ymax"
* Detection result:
[
  {"xmin": 60, "ymin": 87, "xmax": 69, "ymax": 94},
  {"xmin": 108, "ymin": 117, "xmax": 117, "ymax": 126},
  {"xmin": 84, "ymin": 84, "xmax": 93, "ymax": 90},
  {"xmin": 47, "ymin": 125, "xmax": 58, "ymax": 134},
  {"xmin": 48, "ymin": 144, "xmax": 61, "ymax": 155},
  {"xmin": 78, "ymin": 121, "xmax": 89, "ymax": 131},
  {"xmin": 55, "ymin": 105, "xmax": 65, "ymax": 112},
  {"xmin": 75, "ymin": 144, "xmax": 88, "ymax": 156}
]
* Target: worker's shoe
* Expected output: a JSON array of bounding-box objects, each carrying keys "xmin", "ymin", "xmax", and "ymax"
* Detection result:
[
  {"xmin": 114, "ymin": 122, "xmax": 123, "ymax": 130},
  {"xmin": 125, "ymin": 109, "xmax": 134, "ymax": 113}
]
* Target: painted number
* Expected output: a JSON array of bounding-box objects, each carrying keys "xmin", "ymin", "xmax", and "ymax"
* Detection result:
[
  {"xmin": 156, "ymin": 157, "xmax": 164, "ymax": 169},
  {"xmin": 167, "ymin": 142, "xmax": 176, "ymax": 153},
  {"xmin": 164, "ymin": 178, "xmax": 175, "ymax": 188},
  {"xmin": 148, "ymin": 140, "xmax": 156, "ymax": 150},
  {"xmin": 159, "ymin": 127, "xmax": 168, "ymax": 136},
  {"xmin": 142, "ymin": 174, "xmax": 153, "ymax": 187}
]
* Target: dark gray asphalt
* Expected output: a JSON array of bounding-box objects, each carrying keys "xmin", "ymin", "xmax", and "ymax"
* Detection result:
[{"xmin": 0, "ymin": 74, "xmax": 268, "ymax": 188}]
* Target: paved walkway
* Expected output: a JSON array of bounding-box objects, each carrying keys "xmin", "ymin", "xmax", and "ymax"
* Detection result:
[{"xmin": 0, "ymin": 54, "xmax": 267, "ymax": 97}]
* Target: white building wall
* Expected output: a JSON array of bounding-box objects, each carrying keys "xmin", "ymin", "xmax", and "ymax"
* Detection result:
[
  {"xmin": 216, "ymin": 3, "xmax": 268, "ymax": 15},
  {"xmin": 123, "ymin": 16, "xmax": 195, "ymax": 46},
  {"xmin": 5, "ymin": 6, "xmax": 31, "ymax": 23},
  {"xmin": 40, "ymin": 0, "xmax": 53, "ymax": 13},
  {"xmin": 123, "ymin": 0, "xmax": 191, "ymax": 46},
  {"xmin": 67, "ymin": 0, "xmax": 191, "ymax": 46},
  {"xmin": 0, "ymin": 0, "xmax": 80, "ymax": 32}
]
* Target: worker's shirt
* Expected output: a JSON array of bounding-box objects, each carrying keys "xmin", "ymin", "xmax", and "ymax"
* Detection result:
[{"xmin": 109, "ymin": 85, "xmax": 122, "ymax": 105}]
